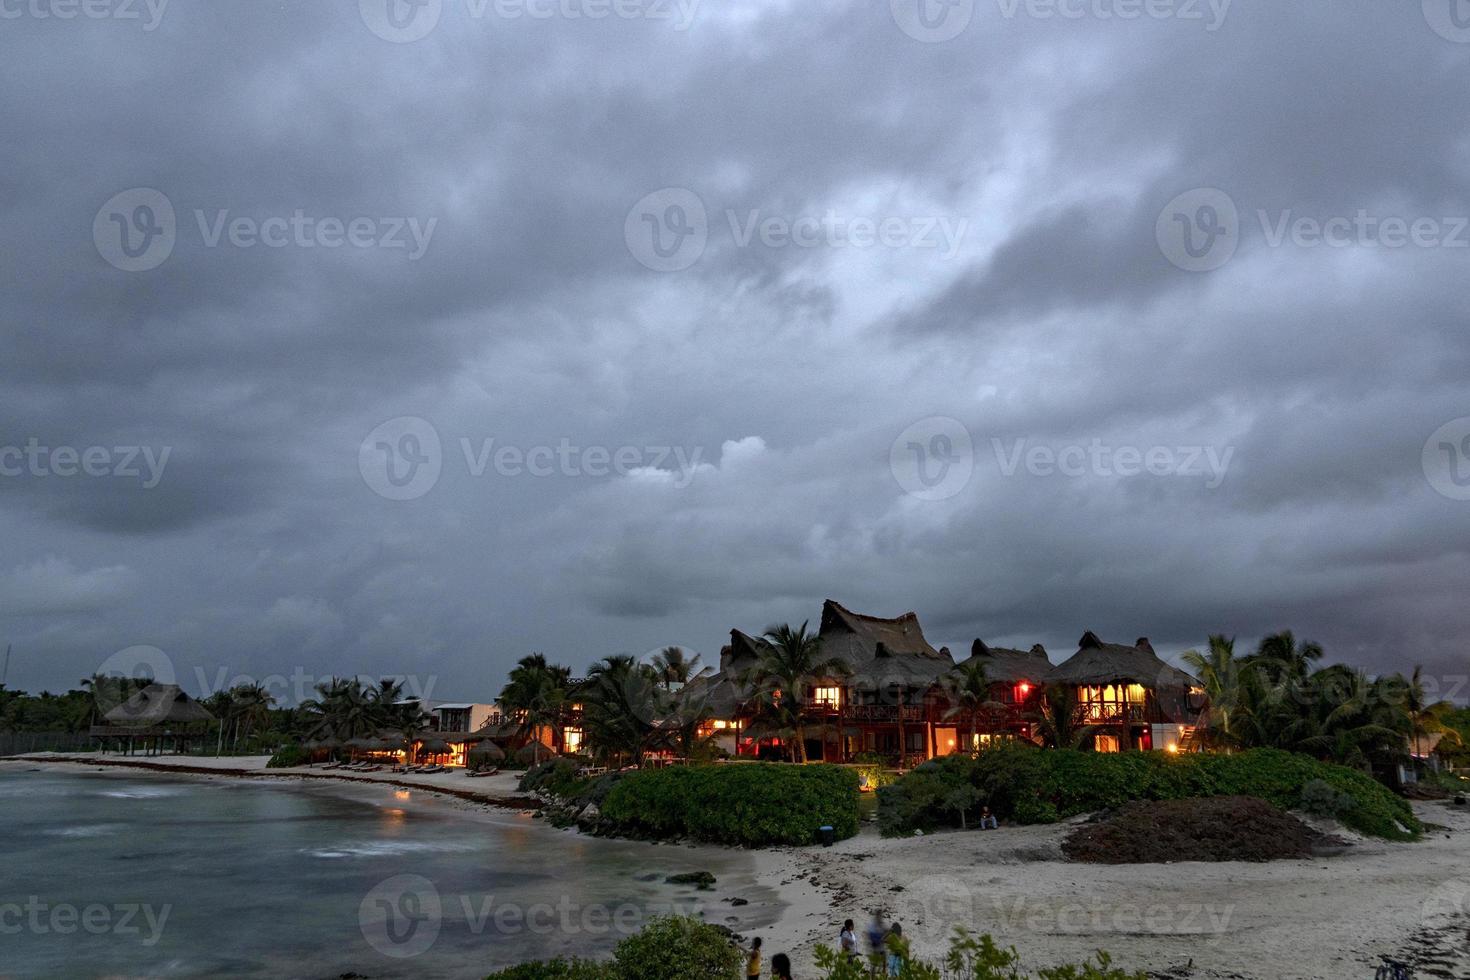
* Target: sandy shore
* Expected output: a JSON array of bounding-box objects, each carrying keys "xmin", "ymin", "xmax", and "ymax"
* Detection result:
[
  {"xmin": 768, "ymin": 804, "xmax": 1470, "ymax": 980},
  {"xmin": 6, "ymin": 753, "xmax": 1468, "ymax": 979}
]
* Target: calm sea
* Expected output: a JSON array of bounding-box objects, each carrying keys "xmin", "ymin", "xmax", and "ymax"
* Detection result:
[{"xmin": 0, "ymin": 767, "xmax": 779, "ymax": 979}]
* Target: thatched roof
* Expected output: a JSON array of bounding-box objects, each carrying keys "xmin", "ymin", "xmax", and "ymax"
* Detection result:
[
  {"xmin": 102, "ymin": 684, "xmax": 214, "ymax": 727},
  {"xmin": 1050, "ymin": 632, "xmax": 1198, "ymax": 690},
  {"xmin": 514, "ymin": 740, "xmax": 556, "ymax": 763},
  {"xmin": 468, "ymin": 740, "xmax": 507, "ymax": 761},
  {"xmin": 954, "ymin": 639, "xmax": 1055, "ymax": 684},
  {"xmin": 819, "ymin": 600, "xmax": 954, "ymax": 690}
]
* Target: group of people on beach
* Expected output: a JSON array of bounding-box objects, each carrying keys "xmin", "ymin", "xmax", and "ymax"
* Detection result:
[{"xmin": 744, "ymin": 910, "xmax": 914, "ymax": 979}]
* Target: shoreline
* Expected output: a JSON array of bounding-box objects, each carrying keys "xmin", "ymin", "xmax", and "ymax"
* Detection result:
[
  {"xmin": 5, "ymin": 754, "xmax": 1468, "ymax": 979},
  {"xmin": 0, "ymin": 752, "xmax": 543, "ymax": 811}
]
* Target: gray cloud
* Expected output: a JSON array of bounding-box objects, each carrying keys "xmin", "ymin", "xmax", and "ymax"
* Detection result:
[{"xmin": 1, "ymin": 1, "xmax": 1467, "ymax": 701}]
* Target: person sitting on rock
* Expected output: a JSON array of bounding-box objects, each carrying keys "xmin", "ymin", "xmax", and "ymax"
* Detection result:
[{"xmin": 979, "ymin": 806, "xmax": 998, "ymax": 830}]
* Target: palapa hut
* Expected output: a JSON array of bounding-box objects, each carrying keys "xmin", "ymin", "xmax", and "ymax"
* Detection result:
[
  {"xmin": 1049, "ymin": 632, "xmax": 1203, "ymax": 752},
  {"xmin": 92, "ymin": 683, "xmax": 215, "ymax": 756},
  {"xmin": 943, "ymin": 640, "xmax": 1056, "ymax": 749}
]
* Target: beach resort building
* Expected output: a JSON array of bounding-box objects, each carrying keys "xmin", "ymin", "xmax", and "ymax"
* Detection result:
[{"xmin": 689, "ymin": 600, "xmax": 1203, "ymax": 765}]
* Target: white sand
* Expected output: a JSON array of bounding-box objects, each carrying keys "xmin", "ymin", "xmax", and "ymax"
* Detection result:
[
  {"xmin": 8, "ymin": 754, "xmax": 1469, "ymax": 978},
  {"xmin": 759, "ymin": 805, "xmax": 1470, "ymax": 980}
]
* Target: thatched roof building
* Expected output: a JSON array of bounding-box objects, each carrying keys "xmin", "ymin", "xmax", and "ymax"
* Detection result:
[
  {"xmin": 818, "ymin": 600, "xmax": 955, "ymax": 691},
  {"xmin": 102, "ymin": 684, "xmax": 214, "ymax": 728},
  {"xmin": 954, "ymin": 639, "xmax": 1055, "ymax": 684},
  {"xmin": 1050, "ymin": 632, "xmax": 1196, "ymax": 690}
]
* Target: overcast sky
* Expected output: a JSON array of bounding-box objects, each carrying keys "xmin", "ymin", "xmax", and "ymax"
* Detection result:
[{"xmin": 2, "ymin": 0, "xmax": 1468, "ymax": 705}]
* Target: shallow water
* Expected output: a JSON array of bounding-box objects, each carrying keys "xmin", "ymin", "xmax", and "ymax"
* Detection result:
[{"xmin": 0, "ymin": 768, "xmax": 780, "ymax": 978}]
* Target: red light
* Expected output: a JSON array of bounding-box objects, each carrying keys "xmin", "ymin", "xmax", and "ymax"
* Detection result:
[{"xmin": 1018, "ymin": 682, "xmax": 1031, "ymax": 696}]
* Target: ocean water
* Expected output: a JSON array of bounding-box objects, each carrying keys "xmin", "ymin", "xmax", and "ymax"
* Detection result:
[{"xmin": 0, "ymin": 768, "xmax": 780, "ymax": 979}]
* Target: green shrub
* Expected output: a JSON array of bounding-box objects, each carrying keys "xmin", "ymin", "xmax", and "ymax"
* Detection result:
[
  {"xmin": 265, "ymin": 743, "xmax": 309, "ymax": 768},
  {"xmin": 813, "ymin": 926, "xmax": 1145, "ymax": 980},
  {"xmin": 487, "ymin": 916, "xmax": 739, "ymax": 980},
  {"xmin": 520, "ymin": 758, "xmax": 584, "ymax": 797},
  {"xmin": 485, "ymin": 959, "xmax": 611, "ymax": 980},
  {"xmin": 878, "ymin": 745, "xmax": 1419, "ymax": 841},
  {"xmin": 609, "ymin": 915, "xmax": 742, "ymax": 980},
  {"xmin": 601, "ymin": 763, "xmax": 860, "ymax": 846}
]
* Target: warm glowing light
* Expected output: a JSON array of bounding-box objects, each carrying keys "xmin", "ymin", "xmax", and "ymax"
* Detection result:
[
  {"xmin": 1017, "ymin": 682, "xmax": 1031, "ymax": 696},
  {"xmin": 1166, "ymin": 743, "xmax": 1179, "ymax": 753},
  {"xmin": 394, "ymin": 790, "xmax": 411, "ymax": 801}
]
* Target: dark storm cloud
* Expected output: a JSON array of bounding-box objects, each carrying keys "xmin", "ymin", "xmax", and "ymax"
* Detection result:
[{"xmin": 0, "ymin": 0, "xmax": 1467, "ymax": 701}]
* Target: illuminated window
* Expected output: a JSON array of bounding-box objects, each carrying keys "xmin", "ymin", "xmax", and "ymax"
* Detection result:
[
  {"xmin": 563, "ymin": 728, "xmax": 583, "ymax": 753},
  {"xmin": 812, "ymin": 686, "xmax": 841, "ymax": 707},
  {"xmin": 1125, "ymin": 684, "xmax": 1147, "ymax": 704},
  {"xmin": 1094, "ymin": 735, "xmax": 1120, "ymax": 753}
]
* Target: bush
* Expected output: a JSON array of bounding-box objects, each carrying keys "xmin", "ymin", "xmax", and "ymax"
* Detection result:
[
  {"xmin": 813, "ymin": 926, "xmax": 1145, "ymax": 980},
  {"xmin": 520, "ymin": 758, "xmax": 584, "ymax": 797},
  {"xmin": 485, "ymin": 959, "xmax": 611, "ymax": 980},
  {"xmin": 608, "ymin": 915, "xmax": 742, "ymax": 980},
  {"xmin": 877, "ymin": 745, "xmax": 1419, "ymax": 841},
  {"xmin": 1299, "ymin": 778, "xmax": 1356, "ymax": 819},
  {"xmin": 601, "ymin": 763, "xmax": 860, "ymax": 846},
  {"xmin": 486, "ymin": 916, "xmax": 739, "ymax": 980},
  {"xmin": 265, "ymin": 743, "xmax": 309, "ymax": 768}
]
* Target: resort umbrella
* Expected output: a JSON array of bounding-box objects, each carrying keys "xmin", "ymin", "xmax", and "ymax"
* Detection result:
[
  {"xmin": 515, "ymin": 740, "xmax": 556, "ymax": 765},
  {"xmin": 468, "ymin": 740, "xmax": 506, "ymax": 762},
  {"xmin": 418, "ymin": 738, "xmax": 451, "ymax": 760}
]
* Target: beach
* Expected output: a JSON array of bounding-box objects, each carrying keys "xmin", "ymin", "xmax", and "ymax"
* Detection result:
[{"xmin": 4, "ymin": 754, "xmax": 1468, "ymax": 979}]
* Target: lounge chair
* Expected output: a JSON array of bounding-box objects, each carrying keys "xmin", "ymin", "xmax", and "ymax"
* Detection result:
[{"xmin": 466, "ymin": 767, "xmax": 500, "ymax": 778}]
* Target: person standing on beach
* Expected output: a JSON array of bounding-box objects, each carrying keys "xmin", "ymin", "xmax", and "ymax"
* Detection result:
[
  {"xmin": 746, "ymin": 936, "xmax": 763, "ymax": 980},
  {"xmin": 866, "ymin": 910, "xmax": 887, "ymax": 959},
  {"xmin": 839, "ymin": 918, "xmax": 858, "ymax": 959},
  {"xmin": 885, "ymin": 923, "xmax": 904, "ymax": 977},
  {"xmin": 770, "ymin": 952, "xmax": 793, "ymax": 980}
]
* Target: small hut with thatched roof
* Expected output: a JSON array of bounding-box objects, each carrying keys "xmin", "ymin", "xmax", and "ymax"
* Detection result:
[
  {"xmin": 1049, "ymin": 632, "xmax": 1203, "ymax": 752},
  {"xmin": 91, "ymin": 684, "xmax": 215, "ymax": 756}
]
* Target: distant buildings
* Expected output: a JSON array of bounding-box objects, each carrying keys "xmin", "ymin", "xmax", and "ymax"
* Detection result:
[{"xmin": 689, "ymin": 600, "xmax": 1205, "ymax": 765}]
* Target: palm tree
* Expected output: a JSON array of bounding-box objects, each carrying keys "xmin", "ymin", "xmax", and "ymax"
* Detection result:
[
  {"xmin": 651, "ymin": 646, "xmax": 701, "ymax": 690},
  {"xmin": 1400, "ymin": 665, "xmax": 1463, "ymax": 763},
  {"xmin": 581, "ymin": 654, "xmax": 661, "ymax": 765},
  {"xmin": 1253, "ymin": 631, "xmax": 1324, "ymax": 685},
  {"xmin": 1182, "ymin": 634, "xmax": 1242, "ymax": 749},
  {"xmin": 1032, "ymin": 684, "xmax": 1092, "ymax": 750},
  {"xmin": 944, "ymin": 660, "xmax": 996, "ymax": 755},
  {"xmin": 498, "ymin": 654, "xmax": 571, "ymax": 765},
  {"xmin": 229, "ymin": 683, "xmax": 275, "ymax": 751},
  {"xmin": 741, "ymin": 622, "xmax": 851, "ymax": 763}
]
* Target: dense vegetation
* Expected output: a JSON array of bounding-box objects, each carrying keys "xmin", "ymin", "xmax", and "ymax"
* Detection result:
[
  {"xmin": 877, "ymin": 744, "xmax": 1420, "ymax": 840},
  {"xmin": 1182, "ymin": 633, "xmax": 1461, "ymax": 773},
  {"xmin": 483, "ymin": 915, "xmax": 741, "ymax": 980},
  {"xmin": 485, "ymin": 919, "xmax": 1145, "ymax": 980},
  {"xmin": 595, "ymin": 762, "xmax": 860, "ymax": 846}
]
